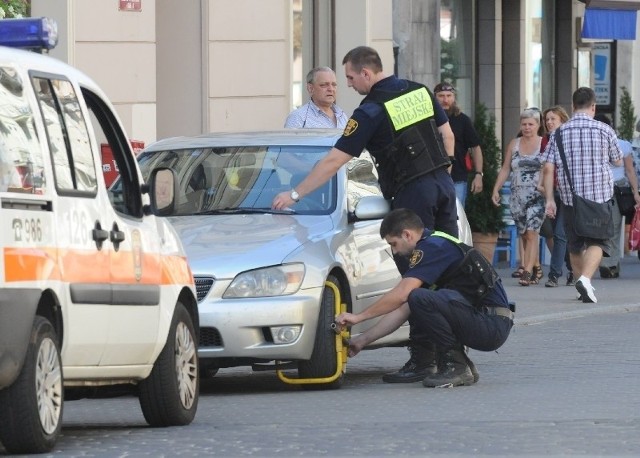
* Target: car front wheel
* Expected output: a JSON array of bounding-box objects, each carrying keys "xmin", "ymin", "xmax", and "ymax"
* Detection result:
[
  {"xmin": 297, "ymin": 275, "xmax": 343, "ymax": 390},
  {"xmin": 0, "ymin": 316, "xmax": 63, "ymax": 454},
  {"xmin": 139, "ymin": 302, "xmax": 199, "ymax": 426}
]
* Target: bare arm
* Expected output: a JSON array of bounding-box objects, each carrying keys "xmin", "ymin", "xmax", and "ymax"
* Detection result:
[
  {"xmin": 439, "ymin": 122, "xmax": 455, "ymax": 158},
  {"xmin": 542, "ymin": 162, "xmax": 557, "ymax": 218},
  {"xmin": 470, "ymin": 145, "xmax": 484, "ymax": 194},
  {"xmin": 272, "ymin": 147, "xmax": 352, "ymax": 209},
  {"xmin": 491, "ymin": 139, "xmax": 514, "ymax": 206},
  {"xmin": 347, "ymin": 304, "xmax": 410, "ymax": 357},
  {"xmin": 336, "ymin": 277, "xmax": 422, "ymax": 326}
]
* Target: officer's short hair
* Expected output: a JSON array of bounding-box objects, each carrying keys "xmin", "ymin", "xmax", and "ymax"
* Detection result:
[
  {"xmin": 380, "ymin": 208, "xmax": 424, "ymax": 239},
  {"xmin": 342, "ymin": 46, "xmax": 383, "ymax": 73}
]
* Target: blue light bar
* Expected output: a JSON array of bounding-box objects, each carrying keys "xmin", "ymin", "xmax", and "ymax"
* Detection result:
[{"xmin": 0, "ymin": 17, "xmax": 58, "ymax": 50}]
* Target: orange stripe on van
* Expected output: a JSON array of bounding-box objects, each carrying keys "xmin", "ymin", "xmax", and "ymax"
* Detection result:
[
  {"xmin": 4, "ymin": 247, "xmax": 62, "ymax": 282},
  {"xmin": 4, "ymin": 247, "xmax": 193, "ymax": 286}
]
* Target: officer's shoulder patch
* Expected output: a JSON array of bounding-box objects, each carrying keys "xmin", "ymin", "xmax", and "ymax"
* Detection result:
[
  {"xmin": 409, "ymin": 249, "xmax": 424, "ymax": 268},
  {"xmin": 343, "ymin": 118, "xmax": 358, "ymax": 136}
]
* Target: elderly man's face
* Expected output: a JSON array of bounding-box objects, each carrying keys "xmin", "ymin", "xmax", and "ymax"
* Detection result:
[{"xmin": 308, "ymin": 71, "xmax": 338, "ymax": 108}]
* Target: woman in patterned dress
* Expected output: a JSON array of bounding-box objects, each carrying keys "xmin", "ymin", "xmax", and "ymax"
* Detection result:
[{"xmin": 492, "ymin": 109, "xmax": 545, "ymax": 285}]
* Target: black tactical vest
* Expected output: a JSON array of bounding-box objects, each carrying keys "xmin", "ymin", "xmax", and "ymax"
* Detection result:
[
  {"xmin": 430, "ymin": 231, "xmax": 499, "ymax": 306},
  {"xmin": 363, "ymin": 81, "xmax": 451, "ymax": 198}
]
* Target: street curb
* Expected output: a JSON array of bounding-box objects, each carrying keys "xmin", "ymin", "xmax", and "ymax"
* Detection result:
[{"xmin": 515, "ymin": 302, "xmax": 640, "ymax": 326}]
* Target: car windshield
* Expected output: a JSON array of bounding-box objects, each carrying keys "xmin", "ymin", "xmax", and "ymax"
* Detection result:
[{"xmin": 137, "ymin": 145, "xmax": 336, "ymax": 216}]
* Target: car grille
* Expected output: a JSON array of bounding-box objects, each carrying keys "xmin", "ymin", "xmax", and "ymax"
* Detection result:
[
  {"xmin": 200, "ymin": 327, "xmax": 223, "ymax": 347},
  {"xmin": 194, "ymin": 276, "xmax": 214, "ymax": 302}
]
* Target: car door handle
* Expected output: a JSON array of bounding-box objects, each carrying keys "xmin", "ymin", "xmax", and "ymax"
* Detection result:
[
  {"xmin": 110, "ymin": 222, "xmax": 125, "ymax": 252},
  {"xmin": 92, "ymin": 221, "xmax": 108, "ymax": 250}
]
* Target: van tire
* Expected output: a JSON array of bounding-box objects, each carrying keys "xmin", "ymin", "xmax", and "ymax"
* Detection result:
[
  {"xmin": 0, "ymin": 316, "xmax": 63, "ymax": 454},
  {"xmin": 297, "ymin": 276, "xmax": 343, "ymax": 390},
  {"xmin": 139, "ymin": 302, "xmax": 199, "ymax": 426}
]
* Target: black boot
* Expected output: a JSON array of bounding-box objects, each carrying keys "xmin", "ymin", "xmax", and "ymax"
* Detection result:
[
  {"xmin": 382, "ymin": 342, "xmax": 437, "ymax": 383},
  {"xmin": 423, "ymin": 345, "xmax": 475, "ymax": 387}
]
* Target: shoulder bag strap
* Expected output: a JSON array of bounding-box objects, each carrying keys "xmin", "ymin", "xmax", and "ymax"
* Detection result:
[{"xmin": 555, "ymin": 130, "xmax": 575, "ymax": 194}]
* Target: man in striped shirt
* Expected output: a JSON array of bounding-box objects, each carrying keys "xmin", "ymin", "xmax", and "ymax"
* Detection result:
[{"xmin": 540, "ymin": 87, "xmax": 622, "ymax": 303}]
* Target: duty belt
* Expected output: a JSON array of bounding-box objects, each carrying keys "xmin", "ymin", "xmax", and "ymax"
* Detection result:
[{"xmin": 484, "ymin": 306, "xmax": 514, "ymax": 321}]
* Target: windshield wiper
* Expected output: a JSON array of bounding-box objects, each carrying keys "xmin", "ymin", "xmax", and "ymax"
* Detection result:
[{"xmin": 196, "ymin": 207, "xmax": 296, "ymax": 215}]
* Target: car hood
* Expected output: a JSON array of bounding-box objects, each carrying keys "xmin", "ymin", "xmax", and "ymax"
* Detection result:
[{"xmin": 168, "ymin": 214, "xmax": 335, "ymax": 278}]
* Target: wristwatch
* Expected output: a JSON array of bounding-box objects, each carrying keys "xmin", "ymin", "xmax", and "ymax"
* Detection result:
[
  {"xmin": 474, "ymin": 171, "xmax": 483, "ymax": 177},
  {"xmin": 290, "ymin": 189, "xmax": 300, "ymax": 202}
]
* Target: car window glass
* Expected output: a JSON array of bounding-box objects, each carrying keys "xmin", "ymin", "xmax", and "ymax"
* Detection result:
[
  {"xmin": 346, "ymin": 150, "xmax": 382, "ymax": 210},
  {"xmin": 137, "ymin": 145, "xmax": 336, "ymax": 215},
  {"xmin": 0, "ymin": 66, "xmax": 46, "ymax": 194},
  {"xmin": 32, "ymin": 76, "xmax": 97, "ymax": 194},
  {"xmin": 51, "ymin": 80, "xmax": 96, "ymax": 192}
]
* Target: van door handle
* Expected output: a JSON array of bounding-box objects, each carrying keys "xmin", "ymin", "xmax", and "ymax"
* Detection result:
[
  {"xmin": 92, "ymin": 221, "xmax": 108, "ymax": 250},
  {"xmin": 110, "ymin": 222, "xmax": 125, "ymax": 252}
]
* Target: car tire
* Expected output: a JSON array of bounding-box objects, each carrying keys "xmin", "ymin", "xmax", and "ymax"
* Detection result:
[
  {"xmin": 0, "ymin": 316, "xmax": 63, "ymax": 454},
  {"xmin": 139, "ymin": 302, "xmax": 199, "ymax": 426},
  {"xmin": 297, "ymin": 275, "xmax": 343, "ymax": 390}
]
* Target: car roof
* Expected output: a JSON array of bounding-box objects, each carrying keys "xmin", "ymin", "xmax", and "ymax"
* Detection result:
[{"xmin": 144, "ymin": 129, "xmax": 344, "ymax": 152}]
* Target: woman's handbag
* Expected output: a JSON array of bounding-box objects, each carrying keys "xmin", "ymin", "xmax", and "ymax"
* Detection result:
[
  {"xmin": 555, "ymin": 131, "xmax": 614, "ymax": 240},
  {"xmin": 614, "ymin": 185, "xmax": 636, "ymax": 217},
  {"xmin": 629, "ymin": 207, "xmax": 640, "ymax": 251}
]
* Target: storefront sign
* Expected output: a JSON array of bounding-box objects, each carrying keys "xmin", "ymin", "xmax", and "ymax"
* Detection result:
[
  {"xmin": 592, "ymin": 43, "xmax": 611, "ymax": 106},
  {"xmin": 119, "ymin": 0, "xmax": 141, "ymax": 11}
]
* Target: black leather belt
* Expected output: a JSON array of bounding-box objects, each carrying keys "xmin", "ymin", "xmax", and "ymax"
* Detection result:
[{"xmin": 484, "ymin": 306, "xmax": 514, "ymax": 321}]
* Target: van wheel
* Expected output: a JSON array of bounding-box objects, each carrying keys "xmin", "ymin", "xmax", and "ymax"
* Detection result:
[
  {"xmin": 139, "ymin": 302, "xmax": 199, "ymax": 426},
  {"xmin": 0, "ymin": 316, "xmax": 63, "ymax": 454},
  {"xmin": 297, "ymin": 276, "xmax": 343, "ymax": 390}
]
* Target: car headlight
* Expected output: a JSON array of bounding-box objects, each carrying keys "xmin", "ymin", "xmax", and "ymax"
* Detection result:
[{"xmin": 223, "ymin": 263, "xmax": 305, "ymax": 298}]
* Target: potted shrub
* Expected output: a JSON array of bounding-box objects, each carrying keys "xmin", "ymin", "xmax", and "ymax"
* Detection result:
[{"xmin": 465, "ymin": 103, "xmax": 505, "ymax": 261}]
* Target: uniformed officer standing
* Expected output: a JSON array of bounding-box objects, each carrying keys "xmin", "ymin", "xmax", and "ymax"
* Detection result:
[
  {"xmin": 336, "ymin": 208, "xmax": 514, "ymax": 387},
  {"xmin": 273, "ymin": 46, "xmax": 459, "ymax": 383}
]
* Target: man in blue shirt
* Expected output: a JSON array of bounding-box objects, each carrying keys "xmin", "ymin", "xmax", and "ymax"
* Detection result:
[
  {"xmin": 284, "ymin": 67, "xmax": 348, "ymax": 129},
  {"xmin": 336, "ymin": 208, "xmax": 513, "ymax": 387}
]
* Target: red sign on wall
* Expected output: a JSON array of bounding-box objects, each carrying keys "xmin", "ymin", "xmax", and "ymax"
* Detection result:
[{"xmin": 119, "ymin": 0, "xmax": 141, "ymax": 12}]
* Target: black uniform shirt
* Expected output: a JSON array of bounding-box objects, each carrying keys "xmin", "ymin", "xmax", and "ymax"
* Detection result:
[{"xmin": 335, "ymin": 76, "xmax": 449, "ymax": 158}]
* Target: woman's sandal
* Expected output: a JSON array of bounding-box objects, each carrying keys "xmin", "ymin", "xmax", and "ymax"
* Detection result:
[
  {"xmin": 519, "ymin": 271, "xmax": 532, "ymax": 286},
  {"xmin": 511, "ymin": 266, "xmax": 525, "ymax": 278},
  {"xmin": 533, "ymin": 265, "xmax": 543, "ymax": 281}
]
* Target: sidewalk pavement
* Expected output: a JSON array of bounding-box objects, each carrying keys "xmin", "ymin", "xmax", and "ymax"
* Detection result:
[{"xmin": 495, "ymin": 253, "xmax": 640, "ymax": 326}]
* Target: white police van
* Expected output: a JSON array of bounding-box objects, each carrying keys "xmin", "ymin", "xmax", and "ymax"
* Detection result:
[{"xmin": 0, "ymin": 18, "xmax": 199, "ymax": 454}]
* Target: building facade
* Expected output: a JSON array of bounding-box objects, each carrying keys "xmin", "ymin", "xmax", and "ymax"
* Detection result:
[{"xmin": 31, "ymin": 0, "xmax": 640, "ymax": 150}]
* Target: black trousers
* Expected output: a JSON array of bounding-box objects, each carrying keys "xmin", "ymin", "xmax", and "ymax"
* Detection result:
[{"xmin": 407, "ymin": 288, "xmax": 512, "ymax": 351}]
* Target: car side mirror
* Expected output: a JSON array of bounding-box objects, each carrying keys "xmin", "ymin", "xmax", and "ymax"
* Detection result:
[
  {"xmin": 349, "ymin": 195, "xmax": 391, "ymax": 222},
  {"xmin": 148, "ymin": 167, "xmax": 178, "ymax": 216}
]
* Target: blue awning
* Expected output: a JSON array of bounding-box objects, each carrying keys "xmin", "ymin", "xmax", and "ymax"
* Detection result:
[{"xmin": 582, "ymin": 8, "xmax": 637, "ymax": 40}]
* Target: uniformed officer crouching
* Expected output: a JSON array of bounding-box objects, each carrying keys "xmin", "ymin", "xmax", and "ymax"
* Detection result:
[{"xmin": 336, "ymin": 208, "xmax": 514, "ymax": 387}]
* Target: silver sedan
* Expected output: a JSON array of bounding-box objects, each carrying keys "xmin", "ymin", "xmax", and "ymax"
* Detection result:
[{"xmin": 139, "ymin": 129, "xmax": 471, "ymax": 388}]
